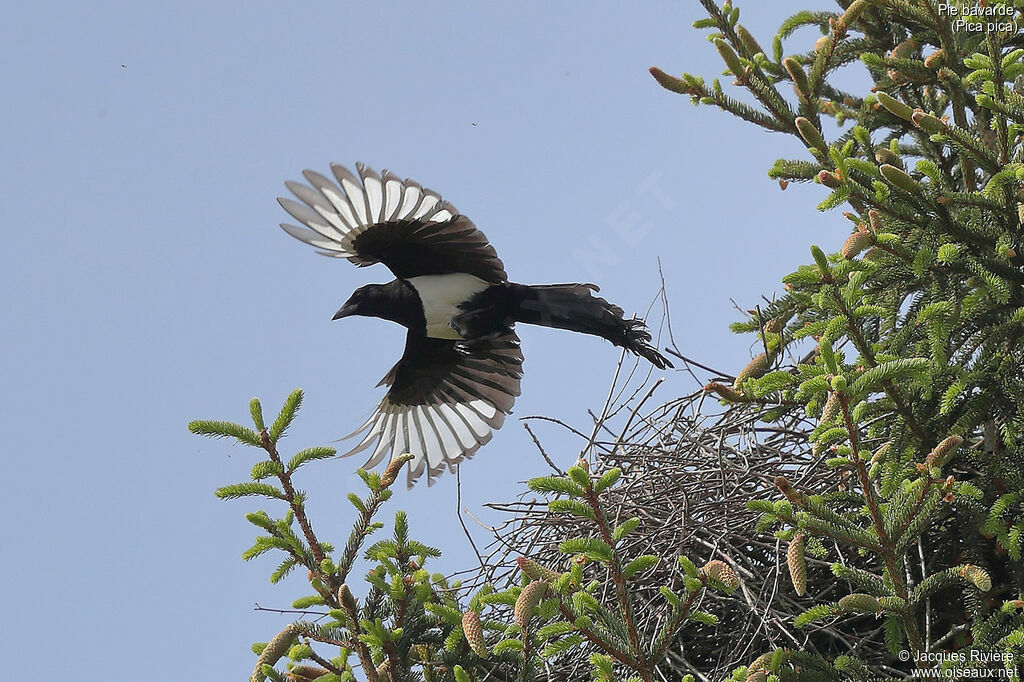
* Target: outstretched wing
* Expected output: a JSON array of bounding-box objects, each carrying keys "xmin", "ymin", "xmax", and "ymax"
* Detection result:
[
  {"xmin": 279, "ymin": 162, "xmax": 507, "ymax": 283},
  {"xmin": 341, "ymin": 332, "xmax": 523, "ymax": 487}
]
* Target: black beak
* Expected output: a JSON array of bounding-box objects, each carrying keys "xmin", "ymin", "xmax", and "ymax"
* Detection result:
[{"xmin": 332, "ymin": 302, "xmax": 358, "ymax": 320}]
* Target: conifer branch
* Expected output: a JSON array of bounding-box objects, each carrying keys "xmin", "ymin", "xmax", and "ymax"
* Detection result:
[
  {"xmin": 924, "ymin": 1, "xmax": 975, "ymax": 191},
  {"xmin": 258, "ymin": 428, "xmax": 327, "ymax": 573}
]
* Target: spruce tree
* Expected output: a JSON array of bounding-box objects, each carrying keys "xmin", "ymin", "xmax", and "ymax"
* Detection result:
[{"xmin": 652, "ymin": 0, "xmax": 1024, "ymax": 678}]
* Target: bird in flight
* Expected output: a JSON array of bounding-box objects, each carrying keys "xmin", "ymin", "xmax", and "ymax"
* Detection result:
[{"xmin": 279, "ymin": 163, "xmax": 671, "ymax": 487}]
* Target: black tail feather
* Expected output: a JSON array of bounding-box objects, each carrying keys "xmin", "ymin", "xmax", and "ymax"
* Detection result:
[{"xmin": 507, "ymin": 283, "xmax": 673, "ymax": 369}]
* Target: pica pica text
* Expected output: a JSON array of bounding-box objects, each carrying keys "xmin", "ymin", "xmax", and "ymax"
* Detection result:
[{"xmin": 279, "ymin": 163, "xmax": 671, "ymax": 486}]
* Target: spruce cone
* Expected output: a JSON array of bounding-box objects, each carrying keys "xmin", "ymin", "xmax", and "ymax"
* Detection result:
[
  {"xmin": 381, "ymin": 453, "xmax": 413, "ymax": 488},
  {"xmin": 251, "ymin": 625, "xmax": 298, "ymax": 682},
  {"xmin": 839, "ymin": 0, "xmax": 869, "ymax": 29},
  {"xmin": 788, "ymin": 533, "xmax": 808, "ymax": 596},
  {"xmin": 763, "ymin": 316, "xmax": 785, "ymax": 334},
  {"xmin": 874, "ymin": 148, "xmax": 903, "ymax": 169},
  {"xmin": 820, "ymin": 391, "xmax": 842, "ymax": 423},
  {"xmin": 774, "ymin": 476, "xmax": 802, "ymax": 507},
  {"xmin": 288, "ymin": 665, "xmax": 329, "ymax": 681},
  {"xmin": 783, "ymin": 57, "xmax": 810, "ymax": 100},
  {"xmin": 515, "ymin": 580, "xmax": 549, "ymax": 628},
  {"xmin": 839, "ymin": 593, "xmax": 881, "ymax": 614},
  {"xmin": 924, "ymin": 49, "xmax": 945, "ymax": 68},
  {"xmin": 702, "ymin": 559, "xmax": 739, "ymax": 590},
  {"xmin": 841, "ymin": 230, "xmax": 872, "ymax": 260},
  {"xmin": 337, "ymin": 583, "xmax": 358, "ymax": 616},
  {"xmin": 705, "ymin": 381, "xmax": 746, "ymax": 402},
  {"xmin": 517, "ymin": 557, "xmax": 561, "ymax": 582},
  {"xmin": 926, "ymin": 435, "xmax": 964, "ymax": 469},
  {"xmin": 462, "ymin": 610, "xmax": 489, "ymax": 658},
  {"xmin": 961, "ymin": 564, "xmax": 992, "ymax": 592},
  {"xmin": 734, "ymin": 352, "xmax": 772, "ymax": 388},
  {"xmin": 796, "ymin": 116, "xmax": 827, "ymax": 153},
  {"xmin": 817, "ymin": 170, "xmax": 842, "ymax": 188},
  {"xmin": 871, "ymin": 441, "xmax": 892, "ymax": 464},
  {"xmin": 880, "ymin": 164, "xmax": 919, "ymax": 193},
  {"xmin": 868, "ymin": 208, "xmax": 884, "ymax": 232},
  {"xmin": 735, "ymin": 25, "xmax": 764, "ymax": 58},
  {"xmin": 746, "ymin": 652, "xmax": 772, "ymax": 682}
]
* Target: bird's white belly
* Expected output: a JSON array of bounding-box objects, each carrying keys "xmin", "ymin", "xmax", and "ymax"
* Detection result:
[{"xmin": 406, "ymin": 274, "xmax": 490, "ymax": 339}]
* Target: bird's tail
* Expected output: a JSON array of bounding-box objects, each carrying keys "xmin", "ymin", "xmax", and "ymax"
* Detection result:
[{"xmin": 511, "ymin": 283, "xmax": 673, "ymax": 369}]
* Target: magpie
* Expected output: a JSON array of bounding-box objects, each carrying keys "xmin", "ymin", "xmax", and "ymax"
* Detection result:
[{"xmin": 279, "ymin": 163, "xmax": 671, "ymax": 486}]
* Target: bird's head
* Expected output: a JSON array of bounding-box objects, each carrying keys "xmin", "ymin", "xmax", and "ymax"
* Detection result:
[{"xmin": 333, "ymin": 284, "xmax": 389, "ymax": 320}]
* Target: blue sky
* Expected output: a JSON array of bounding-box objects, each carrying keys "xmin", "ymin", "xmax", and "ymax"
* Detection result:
[{"xmin": 2, "ymin": 1, "xmax": 841, "ymax": 678}]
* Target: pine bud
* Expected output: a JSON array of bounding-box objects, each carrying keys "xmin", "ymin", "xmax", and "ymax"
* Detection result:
[
  {"xmin": 796, "ymin": 117, "xmax": 828, "ymax": 154},
  {"xmin": 783, "ymin": 57, "xmax": 811, "ymax": 99},
  {"xmin": 289, "ymin": 665, "xmax": 329, "ymax": 681},
  {"xmin": 516, "ymin": 557, "xmax": 562, "ymax": 582},
  {"xmin": 817, "ymin": 170, "xmax": 841, "ymax": 188},
  {"xmin": 715, "ymin": 39, "xmax": 745, "ymax": 77},
  {"xmin": 926, "ymin": 435, "xmax": 964, "ymax": 469},
  {"xmin": 880, "ymin": 164, "xmax": 919, "ymax": 193},
  {"xmin": 839, "ymin": 593, "xmax": 881, "ymax": 614},
  {"xmin": 961, "ymin": 564, "xmax": 992, "ymax": 592},
  {"xmin": 462, "ymin": 610, "xmax": 489, "ymax": 658},
  {"xmin": 514, "ymin": 580, "xmax": 549, "ymax": 628},
  {"xmin": 702, "ymin": 559, "xmax": 739, "ymax": 589},
  {"xmin": 774, "ymin": 476, "xmax": 803, "ymax": 507},
  {"xmin": 788, "ymin": 533, "xmax": 808, "ymax": 596},
  {"xmin": 814, "ymin": 35, "xmax": 832, "ymax": 55},
  {"xmin": 876, "ymin": 92, "xmax": 914, "ymax": 121},
  {"xmin": 704, "ymin": 381, "xmax": 746, "ymax": 402}
]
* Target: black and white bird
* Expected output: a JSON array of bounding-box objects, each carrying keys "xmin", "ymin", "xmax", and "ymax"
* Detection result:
[{"xmin": 279, "ymin": 163, "xmax": 671, "ymax": 486}]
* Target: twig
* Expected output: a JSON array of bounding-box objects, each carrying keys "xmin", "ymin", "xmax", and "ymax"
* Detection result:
[{"xmin": 458, "ymin": 466, "xmax": 488, "ymax": 574}]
